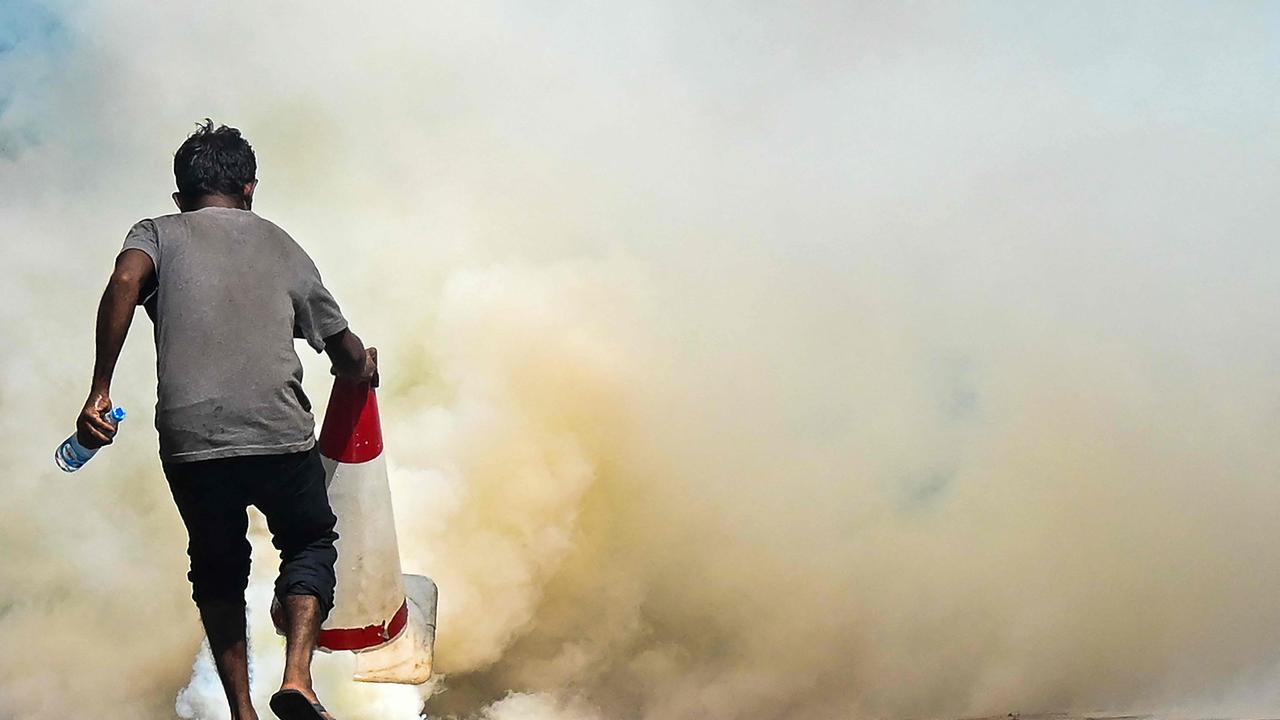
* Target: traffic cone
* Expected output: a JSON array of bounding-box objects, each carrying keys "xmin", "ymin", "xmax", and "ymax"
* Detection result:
[{"xmin": 312, "ymin": 376, "xmax": 437, "ymax": 684}]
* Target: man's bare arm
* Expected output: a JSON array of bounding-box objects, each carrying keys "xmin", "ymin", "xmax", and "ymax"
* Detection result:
[
  {"xmin": 323, "ymin": 328, "xmax": 379, "ymax": 387},
  {"xmin": 78, "ymin": 249, "xmax": 155, "ymax": 448}
]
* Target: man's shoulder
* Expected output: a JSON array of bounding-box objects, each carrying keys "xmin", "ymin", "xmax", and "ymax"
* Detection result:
[
  {"xmin": 247, "ymin": 212, "xmax": 301, "ymax": 244},
  {"xmin": 133, "ymin": 210, "xmax": 193, "ymax": 238}
]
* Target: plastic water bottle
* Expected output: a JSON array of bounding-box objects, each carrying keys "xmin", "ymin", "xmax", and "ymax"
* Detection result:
[{"xmin": 54, "ymin": 407, "xmax": 127, "ymax": 472}]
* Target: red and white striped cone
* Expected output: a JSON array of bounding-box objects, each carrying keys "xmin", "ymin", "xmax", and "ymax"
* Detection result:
[{"xmin": 313, "ymin": 376, "xmax": 437, "ymax": 684}]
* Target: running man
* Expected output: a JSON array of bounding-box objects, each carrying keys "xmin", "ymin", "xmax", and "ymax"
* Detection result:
[{"xmin": 77, "ymin": 120, "xmax": 375, "ymax": 720}]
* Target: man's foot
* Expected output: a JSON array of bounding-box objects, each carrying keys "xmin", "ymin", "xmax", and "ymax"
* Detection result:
[{"xmin": 269, "ymin": 688, "xmax": 336, "ymax": 720}]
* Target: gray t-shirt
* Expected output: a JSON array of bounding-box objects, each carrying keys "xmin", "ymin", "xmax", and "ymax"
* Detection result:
[{"xmin": 121, "ymin": 207, "xmax": 348, "ymax": 464}]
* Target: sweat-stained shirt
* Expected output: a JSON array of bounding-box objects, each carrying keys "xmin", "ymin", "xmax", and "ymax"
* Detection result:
[{"xmin": 120, "ymin": 207, "xmax": 349, "ymax": 464}]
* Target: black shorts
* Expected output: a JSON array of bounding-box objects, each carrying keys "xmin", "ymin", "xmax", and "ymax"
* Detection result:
[{"xmin": 163, "ymin": 445, "xmax": 339, "ymax": 614}]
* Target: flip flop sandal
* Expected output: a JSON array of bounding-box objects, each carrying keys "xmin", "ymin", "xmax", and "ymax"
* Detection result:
[{"xmin": 269, "ymin": 689, "xmax": 336, "ymax": 720}]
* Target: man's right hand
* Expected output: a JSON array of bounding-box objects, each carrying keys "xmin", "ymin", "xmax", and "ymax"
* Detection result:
[
  {"xmin": 76, "ymin": 390, "xmax": 119, "ymax": 449},
  {"xmin": 359, "ymin": 347, "xmax": 379, "ymax": 388},
  {"xmin": 323, "ymin": 329, "xmax": 380, "ymax": 387}
]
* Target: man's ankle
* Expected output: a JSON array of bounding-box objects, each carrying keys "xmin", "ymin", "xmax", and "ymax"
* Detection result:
[{"xmin": 281, "ymin": 676, "xmax": 314, "ymax": 692}]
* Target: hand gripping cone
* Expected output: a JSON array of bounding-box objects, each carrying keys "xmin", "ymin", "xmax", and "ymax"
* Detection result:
[{"xmin": 313, "ymin": 376, "xmax": 437, "ymax": 684}]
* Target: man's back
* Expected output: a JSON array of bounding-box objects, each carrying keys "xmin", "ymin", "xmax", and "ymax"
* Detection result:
[{"xmin": 123, "ymin": 207, "xmax": 347, "ymax": 464}]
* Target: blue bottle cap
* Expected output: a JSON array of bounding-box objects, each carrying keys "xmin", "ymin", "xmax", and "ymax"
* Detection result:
[{"xmin": 108, "ymin": 407, "xmax": 127, "ymax": 422}]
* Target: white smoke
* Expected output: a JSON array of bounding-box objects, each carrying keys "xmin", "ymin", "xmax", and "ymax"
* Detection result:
[{"xmin": 2, "ymin": 2, "xmax": 1280, "ymax": 719}]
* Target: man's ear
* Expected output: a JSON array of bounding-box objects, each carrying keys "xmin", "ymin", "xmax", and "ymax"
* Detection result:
[
  {"xmin": 172, "ymin": 192, "xmax": 185, "ymax": 211},
  {"xmin": 242, "ymin": 180, "xmax": 258, "ymax": 206}
]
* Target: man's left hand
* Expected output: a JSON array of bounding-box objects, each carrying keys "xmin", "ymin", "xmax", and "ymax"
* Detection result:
[{"xmin": 76, "ymin": 390, "xmax": 118, "ymax": 449}]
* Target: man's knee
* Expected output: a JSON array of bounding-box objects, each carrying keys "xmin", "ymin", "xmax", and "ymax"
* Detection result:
[
  {"xmin": 188, "ymin": 542, "xmax": 252, "ymax": 606},
  {"xmin": 273, "ymin": 511, "xmax": 337, "ymax": 556}
]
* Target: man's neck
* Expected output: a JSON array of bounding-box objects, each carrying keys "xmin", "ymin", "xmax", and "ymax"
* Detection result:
[{"xmin": 187, "ymin": 194, "xmax": 249, "ymax": 211}]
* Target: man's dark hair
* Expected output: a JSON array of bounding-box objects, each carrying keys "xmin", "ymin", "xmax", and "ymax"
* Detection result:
[{"xmin": 173, "ymin": 119, "xmax": 257, "ymax": 199}]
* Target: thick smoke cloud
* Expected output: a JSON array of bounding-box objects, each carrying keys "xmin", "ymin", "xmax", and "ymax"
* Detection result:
[{"xmin": 2, "ymin": 2, "xmax": 1280, "ymax": 719}]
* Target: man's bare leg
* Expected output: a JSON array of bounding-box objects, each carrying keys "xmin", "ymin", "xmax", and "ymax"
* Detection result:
[
  {"xmin": 279, "ymin": 593, "xmax": 325, "ymax": 702},
  {"xmin": 198, "ymin": 599, "xmax": 258, "ymax": 720}
]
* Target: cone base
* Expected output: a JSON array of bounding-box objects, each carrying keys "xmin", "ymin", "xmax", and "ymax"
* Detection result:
[{"xmin": 352, "ymin": 574, "xmax": 438, "ymax": 684}]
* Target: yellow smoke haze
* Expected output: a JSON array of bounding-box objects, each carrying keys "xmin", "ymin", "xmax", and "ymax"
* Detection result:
[{"xmin": 2, "ymin": 2, "xmax": 1279, "ymax": 719}]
